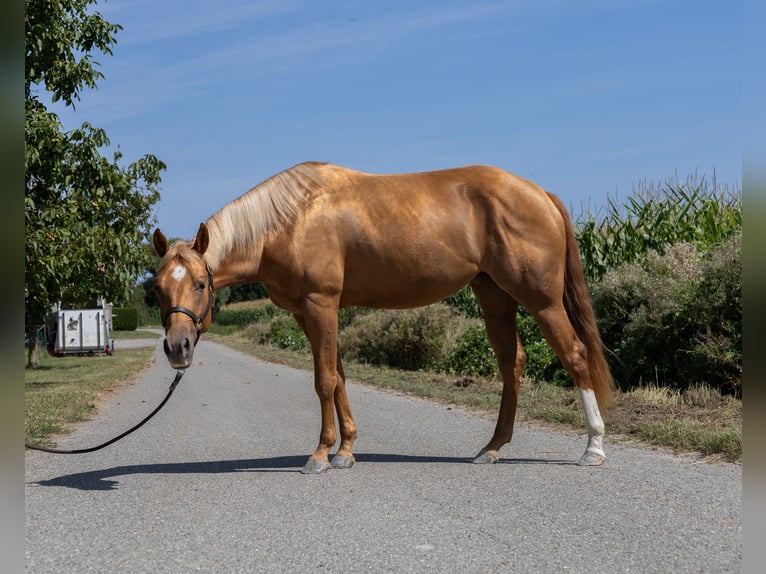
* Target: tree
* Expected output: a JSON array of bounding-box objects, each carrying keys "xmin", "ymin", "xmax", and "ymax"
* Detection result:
[{"xmin": 25, "ymin": 0, "xmax": 166, "ymax": 366}]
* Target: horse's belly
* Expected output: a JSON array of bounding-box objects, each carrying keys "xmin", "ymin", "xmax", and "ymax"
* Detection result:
[{"xmin": 339, "ymin": 246, "xmax": 479, "ymax": 309}]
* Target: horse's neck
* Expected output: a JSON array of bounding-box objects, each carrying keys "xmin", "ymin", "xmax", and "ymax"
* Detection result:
[{"xmin": 206, "ymin": 232, "xmax": 265, "ymax": 289}]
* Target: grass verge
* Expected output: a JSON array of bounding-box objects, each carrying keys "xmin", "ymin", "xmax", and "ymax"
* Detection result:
[
  {"xmin": 25, "ymin": 346, "xmax": 156, "ymax": 448},
  {"xmin": 110, "ymin": 329, "xmax": 162, "ymax": 340},
  {"xmin": 211, "ymin": 331, "xmax": 741, "ymax": 463}
]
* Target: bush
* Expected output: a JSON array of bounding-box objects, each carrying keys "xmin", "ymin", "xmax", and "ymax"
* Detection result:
[
  {"xmin": 260, "ymin": 315, "xmax": 309, "ymax": 351},
  {"xmin": 441, "ymin": 291, "xmax": 570, "ymax": 384},
  {"xmin": 444, "ymin": 286, "xmax": 483, "ymax": 318},
  {"xmin": 340, "ymin": 304, "xmax": 465, "ymax": 371},
  {"xmin": 112, "ymin": 307, "xmax": 138, "ymax": 331},
  {"xmin": 227, "ymin": 283, "xmax": 269, "ymax": 303},
  {"xmin": 338, "ymin": 306, "xmax": 372, "ymax": 330},
  {"xmin": 593, "ymin": 242, "xmax": 701, "ymax": 385},
  {"xmin": 592, "ymin": 235, "xmax": 741, "ymax": 395},
  {"xmin": 437, "ymin": 324, "xmax": 498, "ymax": 378},
  {"xmin": 684, "ymin": 234, "xmax": 742, "ymax": 394},
  {"xmin": 517, "ymin": 310, "xmax": 571, "ymax": 386},
  {"xmin": 137, "ymin": 306, "xmax": 160, "ymax": 327},
  {"xmin": 214, "ymin": 303, "xmax": 282, "ymax": 327}
]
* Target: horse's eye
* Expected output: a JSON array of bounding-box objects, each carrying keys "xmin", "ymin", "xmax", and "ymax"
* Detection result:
[{"xmin": 197, "ymin": 281, "xmax": 206, "ymax": 291}]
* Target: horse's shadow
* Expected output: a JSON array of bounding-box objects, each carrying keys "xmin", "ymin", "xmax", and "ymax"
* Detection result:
[{"xmin": 29, "ymin": 453, "xmax": 576, "ymax": 491}]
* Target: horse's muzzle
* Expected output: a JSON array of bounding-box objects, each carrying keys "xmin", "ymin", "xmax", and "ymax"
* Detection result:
[{"xmin": 163, "ymin": 334, "xmax": 194, "ymax": 369}]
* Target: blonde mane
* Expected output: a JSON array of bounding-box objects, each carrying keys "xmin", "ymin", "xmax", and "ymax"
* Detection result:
[{"xmin": 203, "ymin": 162, "xmax": 327, "ymax": 268}]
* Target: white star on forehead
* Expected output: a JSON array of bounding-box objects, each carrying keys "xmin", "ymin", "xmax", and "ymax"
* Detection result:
[{"xmin": 171, "ymin": 265, "xmax": 187, "ymax": 281}]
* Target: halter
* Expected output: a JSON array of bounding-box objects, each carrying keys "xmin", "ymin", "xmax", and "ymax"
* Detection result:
[{"xmin": 162, "ymin": 263, "xmax": 215, "ymax": 342}]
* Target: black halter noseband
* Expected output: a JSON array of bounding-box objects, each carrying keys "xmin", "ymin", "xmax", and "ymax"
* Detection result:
[{"xmin": 162, "ymin": 264, "xmax": 215, "ymax": 342}]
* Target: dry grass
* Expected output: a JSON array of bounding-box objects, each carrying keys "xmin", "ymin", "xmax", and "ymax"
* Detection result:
[
  {"xmin": 221, "ymin": 299, "xmax": 273, "ymax": 311},
  {"xmin": 606, "ymin": 384, "xmax": 741, "ymax": 460}
]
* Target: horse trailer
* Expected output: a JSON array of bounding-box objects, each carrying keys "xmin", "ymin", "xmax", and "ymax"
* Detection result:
[{"xmin": 46, "ymin": 305, "xmax": 113, "ymax": 356}]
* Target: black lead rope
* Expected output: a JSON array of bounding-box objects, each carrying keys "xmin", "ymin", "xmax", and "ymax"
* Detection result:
[{"xmin": 25, "ymin": 369, "xmax": 185, "ymax": 454}]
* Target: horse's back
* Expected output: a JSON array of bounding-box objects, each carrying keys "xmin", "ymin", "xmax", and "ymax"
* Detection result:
[{"xmin": 313, "ymin": 163, "xmax": 555, "ymax": 225}]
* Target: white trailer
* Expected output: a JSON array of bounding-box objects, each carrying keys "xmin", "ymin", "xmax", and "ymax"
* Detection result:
[{"xmin": 46, "ymin": 305, "xmax": 113, "ymax": 356}]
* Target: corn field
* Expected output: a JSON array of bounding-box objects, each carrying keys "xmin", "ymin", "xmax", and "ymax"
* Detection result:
[{"xmin": 574, "ymin": 173, "xmax": 741, "ymax": 280}]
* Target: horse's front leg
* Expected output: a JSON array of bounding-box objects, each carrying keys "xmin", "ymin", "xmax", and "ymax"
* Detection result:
[{"xmin": 297, "ymin": 295, "xmax": 351, "ymax": 474}]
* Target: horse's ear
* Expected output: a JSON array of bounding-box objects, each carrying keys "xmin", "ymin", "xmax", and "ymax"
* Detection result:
[
  {"xmin": 192, "ymin": 222, "xmax": 209, "ymax": 255},
  {"xmin": 153, "ymin": 228, "xmax": 168, "ymax": 257}
]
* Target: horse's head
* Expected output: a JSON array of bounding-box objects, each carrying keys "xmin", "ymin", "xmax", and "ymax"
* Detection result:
[{"xmin": 153, "ymin": 223, "xmax": 214, "ymax": 369}]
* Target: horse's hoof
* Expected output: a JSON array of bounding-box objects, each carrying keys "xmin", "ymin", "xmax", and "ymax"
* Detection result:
[
  {"xmin": 577, "ymin": 451, "xmax": 606, "ymax": 466},
  {"xmin": 472, "ymin": 450, "xmax": 499, "ymax": 464},
  {"xmin": 301, "ymin": 458, "xmax": 331, "ymax": 474},
  {"xmin": 330, "ymin": 453, "xmax": 355, "ymax": 469}
]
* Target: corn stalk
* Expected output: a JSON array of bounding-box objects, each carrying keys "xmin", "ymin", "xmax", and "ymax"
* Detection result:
[{"xmin": 575, "ymin": 173, "xmax": 741, "ymax": 281}]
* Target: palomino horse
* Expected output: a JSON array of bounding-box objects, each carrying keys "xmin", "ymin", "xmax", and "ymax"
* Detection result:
[{"xmin": 153, "ymin": 162, "xmax": 615, "ymax": 473}]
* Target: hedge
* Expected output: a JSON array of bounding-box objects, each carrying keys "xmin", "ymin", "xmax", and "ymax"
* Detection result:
[{"xmin": 112, "ymin": 307, "xmax": 138, "ymax": 331}]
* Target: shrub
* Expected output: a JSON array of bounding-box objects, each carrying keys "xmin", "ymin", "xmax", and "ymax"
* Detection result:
[
  {"xmin": 684, "ymin": 234, "xmax": 742, "ymax": 394},
  {"xmin": 435, "ymin": 309, "xmax": 573, "ymax": 385},
  {"xmin": 592, "ymin": 235, "xmax": 741, "ymax": 395},
  {"xmin": 517, "ymin": 310, "xmax": 571, "ymax": 386},
  {"xmin": 137, "ymin": 306, "xmax": 160, "ymax": 327},
  {"xmin": 112, "ymin": 307, "xmax": 138, "ymax": 331},
  {"xmin": 227, "ymin": 283, "xmax": 269, "ymax": 302},
  {"xmin": 443, "ymin": 289, "xmax": 570, "ymax": 384},
  {"xmin": 444, "ymin": 286, "xmax": 483, "ymax": 318},
  {"xmin": 437, "ymin": 324, "xmax": 498, "ymax": 379},
  {"xmin": 340, "ymin": 304, "xmax": 465, "ymax": 371},
  {"xmin": 338, "ymin": 306, "xmax": 372, "ymax": 330},
  {"xmin": 214, "ymin": 303, "xmax": 282, "ymax": 327},
  {"xmin": 257, "ymin": 315, "xmax": 309, "ymax": 351}
]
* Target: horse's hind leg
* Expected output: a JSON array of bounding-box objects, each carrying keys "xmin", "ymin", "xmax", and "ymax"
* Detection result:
[
  {"xmin": 529, "ymin": 303, "xmax": 606, "ymax": 465},
  {"xmin": 470, "ymin": 274, "xmax": 527, "ymax": 464}
]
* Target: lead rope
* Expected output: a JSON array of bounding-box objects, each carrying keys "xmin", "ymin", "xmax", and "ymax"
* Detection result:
[{"xmin": 25, "ymin": 369, "xmax": 185, "ymax": 454}]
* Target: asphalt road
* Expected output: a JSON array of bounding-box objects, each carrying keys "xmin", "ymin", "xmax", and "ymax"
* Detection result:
[{"xmin": 25, "ymin": 338, "xmax": 742, "ymax": 573}]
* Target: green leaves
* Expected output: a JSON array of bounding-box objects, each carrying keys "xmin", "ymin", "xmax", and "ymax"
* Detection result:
[
  {"xmin": 592, "ymin": 236, "xmax": 742, "ymax": 395},
  {"xmin": 25, "ymin": 0, "xmax": 121, "ymax": 105},
  {"xmin": 574, "ymin": 175, "xmax": 741, "ymax": 281},
  {"xmin": 25, "ymin": 0, "xmax": 166, "ymax": 329}
]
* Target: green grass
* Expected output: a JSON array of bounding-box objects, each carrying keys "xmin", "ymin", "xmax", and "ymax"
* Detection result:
[
  {"xmin": 25, "ymin": 347, "xmax": 155, "ymax": 448},
  {"xmin": 110, "ymin": 329, "xmax": 161, "ymax": 340},
  {"xmin": 629, "ymin": 420, "xmax": 742, "ymax": 459}
]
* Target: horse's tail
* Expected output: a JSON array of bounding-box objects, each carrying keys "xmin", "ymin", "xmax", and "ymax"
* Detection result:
[{"xmin": 547, "ymin": 192, "xmax": 616, "ymax": 413}]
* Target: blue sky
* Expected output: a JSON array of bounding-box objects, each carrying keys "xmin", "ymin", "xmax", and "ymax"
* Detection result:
[{"xmin": 51, "ymin": 0, "xmax": 741, "ymax": 240}]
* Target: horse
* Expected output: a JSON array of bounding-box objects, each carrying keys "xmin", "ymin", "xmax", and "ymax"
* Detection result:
[{"xmin": 152, "ymin": 162, "xmax": 615, "ymax": 474}]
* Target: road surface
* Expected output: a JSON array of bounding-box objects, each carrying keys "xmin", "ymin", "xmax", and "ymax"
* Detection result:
[{"xmin": 25, "ymin": 338, "xmax": 742, "ymax": 573}]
